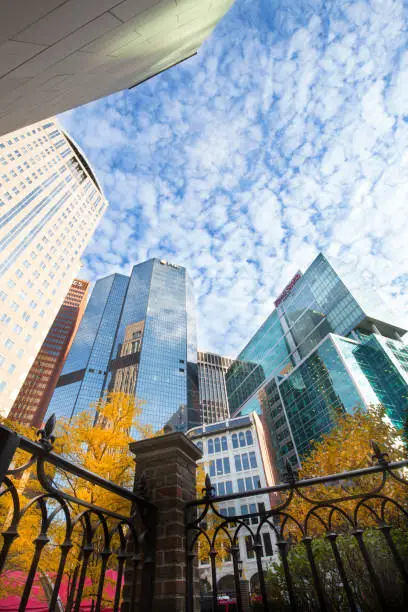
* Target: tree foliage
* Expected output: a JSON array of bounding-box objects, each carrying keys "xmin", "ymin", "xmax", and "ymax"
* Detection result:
[
  {"xmin": 0, "ymin": 392, "xmax": 151, "ymax": 606},
  {"xmin": 280, "ymin": 404, "xmax": 408, "ymax": 539},
  {"xmin": 264, "ymin": 405, "xmax": 408, "ymax": 610}
]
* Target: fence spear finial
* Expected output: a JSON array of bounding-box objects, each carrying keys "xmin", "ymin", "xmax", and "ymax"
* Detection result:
[
  {"xmin": 370, "ymin": 440, "xmax": 389, "ymax": 466},
  {"xmin": 37, "ymin": 413, "xmax": 56, "ymax": 451}
]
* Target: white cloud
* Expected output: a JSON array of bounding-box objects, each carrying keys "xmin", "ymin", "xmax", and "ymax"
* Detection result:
[{"xmin": 60, "ymin": 0, "xmax": 408, "ymax": 355}]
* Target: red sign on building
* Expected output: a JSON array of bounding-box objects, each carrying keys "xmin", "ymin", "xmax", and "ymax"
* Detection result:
[{"xmin": 274, "ymin": 271, "xmax": 302, "ymax": 308}]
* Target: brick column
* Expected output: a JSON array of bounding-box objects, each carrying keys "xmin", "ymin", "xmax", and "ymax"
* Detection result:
[{"xmin": 129, "ymin": 432, "xmax": 202, "ymax": 612}]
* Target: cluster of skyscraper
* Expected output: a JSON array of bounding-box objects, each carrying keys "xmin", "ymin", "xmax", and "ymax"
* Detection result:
[{"xmin": 0, "ymin": 1, "xmax": 407, "ymax": 477}]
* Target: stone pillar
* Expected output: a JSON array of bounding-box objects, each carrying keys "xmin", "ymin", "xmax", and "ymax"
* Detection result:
[{"xmin": 129, "ymin": 432, "xmax": 202, "ymax": 612}]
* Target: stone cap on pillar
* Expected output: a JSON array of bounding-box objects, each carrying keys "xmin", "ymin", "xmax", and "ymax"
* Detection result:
[{"xmin": 129, "ymin": 431, "xmax": 202, "ymax": 462}]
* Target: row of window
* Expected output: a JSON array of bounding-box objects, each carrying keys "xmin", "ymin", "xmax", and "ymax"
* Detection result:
[
  {"xmin": 200, "ymin": 530, "xmax": 273, "ymax": 563},
  {"xmin": 213, "ymin": 475, "xmax": 262, "ymax": 497},
  {"xmin": 196, "ymin": 429, "xmax": 254, "ymax": 455},
  {"xmin": 208, "ymin": 452, "xmax": 257, "ymax": 477}
]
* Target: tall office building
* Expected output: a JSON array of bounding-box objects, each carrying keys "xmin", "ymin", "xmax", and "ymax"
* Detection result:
[
  {"xmin": 197, "ymin": 351, "xmax": 233, "ymax": 424},
  {"xmin": 8, "ymin": 278, "xmax": 89, "ymax": 427},
  {"xmin": 226, "ymin": 253, "xmax": 408, "ymax": 474},
  {"xmin": 0, "ymin": 117, "xmax": 107, "ymax": 416},
  {"xmin": 0, "ymin": 0, "xmax": 235, "ymax": 136},
  {"xmin": 47, "ymin": 259, "xmax": 200, "ymax": 432}
]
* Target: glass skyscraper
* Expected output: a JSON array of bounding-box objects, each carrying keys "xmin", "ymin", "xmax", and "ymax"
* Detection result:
[
  {"xmin": 47, "ymin": 259, "xmax": 200, "ymax": 433},
  {"xmin": 226, "ymin": 253, "xmax": 408, "ymax": 474}
]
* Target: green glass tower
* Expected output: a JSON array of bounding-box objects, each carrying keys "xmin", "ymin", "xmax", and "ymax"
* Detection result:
[{"xmin": 226, "ymin": 253, "xmax": 408, "ymax": 474}]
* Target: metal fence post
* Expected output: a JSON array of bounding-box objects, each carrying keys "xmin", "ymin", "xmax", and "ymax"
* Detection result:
[{"xmin": 0, "ymin": 426, "xmax": 20, "ymax": 483}]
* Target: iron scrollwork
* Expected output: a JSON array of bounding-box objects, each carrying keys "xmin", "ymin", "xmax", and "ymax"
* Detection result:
[
  {"xmin": 0, "ymin": 415, "xmax": 157, "ymax": 612},
  {"xmin": 185, "ymin": 441, "xmax": 408, "ymax": 612}
]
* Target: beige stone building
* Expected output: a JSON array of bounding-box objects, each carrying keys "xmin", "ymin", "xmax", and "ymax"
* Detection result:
[
  {"xmin": 0, "ymin": 0, "xmax": 235, "ymax": 136},
  {"xmin": 0, "ymin": 117, "xmax": 107, "ymax": 416}
]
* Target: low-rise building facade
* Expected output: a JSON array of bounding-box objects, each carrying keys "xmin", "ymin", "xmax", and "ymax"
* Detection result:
[{"xmin": 187, "ymin": 413, "xmax": 278, "ymax": 595}]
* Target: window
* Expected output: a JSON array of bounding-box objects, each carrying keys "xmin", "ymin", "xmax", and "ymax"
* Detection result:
[
  {"xmin": 242, "ymin": 453, "xmax": 250, "ymax": 471},
  {"xmin": 246, "ymin": 431, "xmax": 253, "ymax": 445},
  {"xmin": 221, "ymin": 436, "xmax": 228, "ymax": 451},
  {"xmin": 13, "ymin": 324, "xmax": 22, "ymax": 335},
  {"xmin": 0, "ymin": 291, "xmax": 7, "ymax": 301},
  {"xmin": 1, "ymin": 314, "xmax": 10, "ymax": 325},
  {"xmin": 22, "ymin": 312, "xmax": 30, "ymax": 321},
  {"xmin": 0, "ymin": 380, "xmax": 6, "ymax": 392},
  {"xmin": 7, "ymin": 279, "xmax": 15, "ymax": 288},
  {"xmin": 4, "ymin": 339, "xmax": 14, "ymax": 351},
  {"xmin": 29, "ymin": 300, "xmax": 37, "ymax": 309},
  {"xmin": 208, "ymin": 439, "xmax": 214, "ymax": 454},
  {"xmin": 216, "ymin": 481, "xmax": 233, "ymax": 496},
  {"xmin": 263, "ymin": 533, "xmax": 273, "ymax": 557},
  {"xmin": 17, "ymin": 349, "xmax": 24, "ymax": 359},
  {"xmin": 0, "ymin": 354, "xmax": 5, "ymax": 367},
  {"xmin": 237, "ymin": 476, "xmax": 260, "ymax": 492},
  {"xmin": 240, "ymin": 504, "xmax": 250, "ymax": 525},
  {"xmin": 32, "ymin": 321, "xmax": 39, "ymax": 329},
  {"xmin": 249, "ymin": 451, "xmax": 257, "ymax": 468},
  {"xmin": 10, "ymin": 302, "xmax": 19, "ymax": 312},
  {"xmin": 234, "ymin": 455, "xmax": 242, "ymax": 471},
  {"xmin": 239, "ymin": 432, "xmax": 246, "ymax": 447},
  {"xmin": 15, "ymin": 269, "xmax": 23, "ymax": 278},
  {"xmin": 211, "ymin": 458, "xmax": 230, "ymax": 477},
  {"xmin": 8, "ymin": 363, "xmax": 15, "ymax": 374},
  {"xmin": 214, "ymin": 438, "xmax": 221, "ymax": 453},
  {"xmin": 245, "ymin": 536, "xmax": 255, "ymax": 559},
  {"xmin": 232, "ymin": 433, "xmax": 238, "ymax": 448},
  {"xmin": 25, "ymin": 335, "xmax": 32, "ymax": 343}
]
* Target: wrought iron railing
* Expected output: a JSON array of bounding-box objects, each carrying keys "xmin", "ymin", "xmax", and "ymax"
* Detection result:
[
  {"xmin": 0, "ymin": 416, "xmax": 157, "ymax": 612},
  {"xmin": 185, "ymin": 441, "xmax": 408, "ymax": 611}
]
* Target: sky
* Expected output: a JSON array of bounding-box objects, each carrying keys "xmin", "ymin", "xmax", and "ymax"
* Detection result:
[{"xmin": 60, "ymin": 0, "xmax": 408, "ymax": 357}]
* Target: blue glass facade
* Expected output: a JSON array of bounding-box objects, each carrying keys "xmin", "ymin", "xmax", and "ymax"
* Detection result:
[
  {"xmin": 227, "ymin": 253, "xmax": 408, "ymax": 473},
  {"xmin": 47, "ymin": 259, "xmax": 199, "ymax": 433},
  {"xmin": 47, "ymin": 273, "xmax": 128, "ymax": 420},
  {"xmin": 278, "ymin": 336, "xmax": 364, "ymax": 459},
  {"xmin": 227, "ymin": 254, "xmax": 366, "ymax": 418}
]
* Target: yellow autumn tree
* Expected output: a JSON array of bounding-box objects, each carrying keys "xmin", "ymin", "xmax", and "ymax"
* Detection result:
[
  {"xmin": 280, "ymin": 404, "xmax": 408, "ymax": 538},
  {"xmin": 0, "ymin": 392, "xmax": 152, "ymax": 606},
  {"xmin": 265, "ymin": 406, "xmax": 408, "ymax": 609}
]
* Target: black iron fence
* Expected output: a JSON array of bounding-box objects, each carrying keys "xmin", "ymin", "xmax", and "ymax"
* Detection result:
[
  {"xmin": 185, "ymin": 441, "xmax": 408, "ymax": 611},
  {"xmin": 0, "ymin": 416, "xmax": 157, "ymax": 612}
]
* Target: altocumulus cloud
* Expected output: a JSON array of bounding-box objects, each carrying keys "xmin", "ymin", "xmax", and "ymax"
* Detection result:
[{"xmin": 60, "ymin": 0, "xmax": 408, "ymax": 356}]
